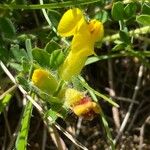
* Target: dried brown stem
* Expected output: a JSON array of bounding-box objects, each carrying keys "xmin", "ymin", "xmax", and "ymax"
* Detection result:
[{"xmin": 108, "ymin": 59, "xmax": 120, "ymax": 131}]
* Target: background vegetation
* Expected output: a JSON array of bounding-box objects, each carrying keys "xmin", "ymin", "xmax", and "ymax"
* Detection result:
[{"xmin": 0, "ymin": 0, "xmax": 150, "ymax": 149}]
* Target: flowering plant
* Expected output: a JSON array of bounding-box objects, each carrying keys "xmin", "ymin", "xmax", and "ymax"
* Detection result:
[{"xmin": 58, "ymin": 8, "xmax": 104, "ymax": 81}]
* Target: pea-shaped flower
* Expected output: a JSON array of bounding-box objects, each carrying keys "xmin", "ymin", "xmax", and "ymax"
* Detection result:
[
  {"xmin": 58, "ymin": 8, "xmax": 104, "ymax": 81},
  {"xmin": 65, "ymin": 88, "xmax": 101, "ymax": 119}
]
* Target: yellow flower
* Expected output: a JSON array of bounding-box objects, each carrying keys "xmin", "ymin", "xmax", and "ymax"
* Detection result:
[
  {"xmin": 32, "ymin": 69, "xmax": 58, "ymax": 95},
  {"xmin": 65, "ymin": 88, "xmax": 84, "ymax": 106},
  {"xmin": 73, "ymin": 101, "xmax": 101, "ymax": 117},
  {"xmin": 58, "ymin": 8, "xmax": 104, "ymax": 81},
  {"xmin": 59, "ymin": 52, "xmax": 87, "ymax": 81},
  {"xmin": 65, "ymin": 88, "xmax": 101, "ymax": 118}
]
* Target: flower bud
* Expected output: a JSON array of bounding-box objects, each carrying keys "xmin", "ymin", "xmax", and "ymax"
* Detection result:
[{"xmin": 32, "ymin": 69, "xmax": 58, "ymax": 95}]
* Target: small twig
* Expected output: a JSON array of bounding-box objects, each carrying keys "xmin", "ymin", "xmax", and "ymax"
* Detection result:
[
  {"xmin": 113, "ymin": 96, "xmax": 139, "ymax": 104},
  {"xmin": 54, "ymin": 121, "xmax": 88, "ymax": 150},
  {"xmin": 0, "ymin": 85, "xmax": 17, "ymax": 100},
  {"xmin": 123, "ymin": 0, "xmax": 149, "ymax": 3},
  {"xmin": 7, "ymin": 116, "xmax": 22, "ymax": 150},
  {"xmin": 70, "ymin": 117, "xmax": 83, "ymax": 150},
  {"xmin": 50, "ymin": 124, "xmax": 66, "ymax": 150},
  {"xmin": 139, "ymin": 122, "xmax": 145, "ymax": 150},
  {"xmin": 39, "ymin": 0, "xmax": 70, "ymax": 47},
  {"xmin": 138, "ymin": 103, "xmax": 150, "ymax": 114},
  {"xmin": 114, "ymin": 65, "xmax": 144, "ymax": 144},
  {"xmin": 42, "ymin": 124, "xmax": 47, "ymax": 150},
  {"xmin": 127, "ymin": 100, "xmax": 145, "ymax": 131},
  {"xmin": 76, "ymin": 117, "xmax": 83, "ymax": 136},
  {"xmin": 2, "ymin": 129, "xmax": 7, "ymax": 150},
  {"xmin": 39, "ymin": 0, "xmax": 57, "ymax": 33},
  {"xmin": 3, "ymin": 110, "xmax": 12, "ymax": 140},
  {"xmin": 103, "ymin": 26, "xmax": 150, "ymax": 43},
  {"xmin": 139, "ymin": 116, "xmax": 150, "ymax": 150},
  {"xmin": 108, "ymin": 59, "xmax": 120, "ymax": 131},
  {"xmin": 39, "ymin": 103, "xmax": 66, "ymax": 150}
]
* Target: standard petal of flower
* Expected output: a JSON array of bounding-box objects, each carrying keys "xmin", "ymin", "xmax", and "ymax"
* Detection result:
[
  {"xmin": 57, "ymin": 8, "xmax": 84, "ymax": 37},
  {"xmin": 32, "ymin": 69, "xmax": 58, "ymax": 95}
]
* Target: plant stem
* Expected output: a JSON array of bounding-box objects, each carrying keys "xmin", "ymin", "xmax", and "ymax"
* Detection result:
[
  {"xmin": 108, "ymin": 59, "xmax": 120, "ymax": 131},
  {"xmin": 103, "ymin": 26, "xmax": 150, "ymax": 43},
  {"xmin": 0, "ymin": 0, "xmax": 101, "ymax": 10},
  {"xmin": 0, "ymin": 85, "xmax": 17, "ymax": 100}
]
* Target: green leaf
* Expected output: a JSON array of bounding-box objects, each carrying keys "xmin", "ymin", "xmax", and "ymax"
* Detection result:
[
  {"xmin": 0, "ymin": 47, "xmax": 9, "ymax": 61},
  {"xmin": 25, "ymin": 39, "xmax": 33, "ymax": 61},
  {"xmin": 94, "ymin": 90, "xmax": 119, "ymax": 108},
  {"xmin": 124, "ymin": 2, "xmax": 137, "ymax": 18},
  {"xmin": 17, "ymin": 76, "xmax": 31, "ymax": 92},
  {"xmin": 47, "ymin": 10, "xmax": 61, "ymax": 29},
  {"xmin": 71, "ymin": 76, "xmax": 84, "ymax": 91},
  {"xmin": 85, "ymin": 54, "xmax": 124, "ymax": 65},
  {"xmin": 119, "ymin": 30, "xmax": 131, "ymax": 44},
  {"xmin": 11, "ymin": 44, "xmax": 28, "ymax": 62},
  {"xmin": 15, "ymin": 101, "xmax": 33, "ymax": 150},
  {"xmin": 9, "ymin": 62, "xmax": 23, "ymax": 71},
  {"xmin": 45, "ymin": 109, "xmax": 58, "ymax": 123},
  {"xmin": 22, "ymin": 58, "xmax": 31, "ymax": 73},
  {"xmin": 136, "ymin": 14, "xmax": 150, "ymax": 26},
  {"xmin": 15, "ymin": 0, "xmax": 26, "ymax": 4},
  {"xmin": 0, "ymin": 17, "xmax": 16, "ymax": 38},
  {"xmin": 45, "ymin": 40, "xmax": 61, "ymax": 54},
  {"xmin": 94, "ymin": 10, "xmax": 108, "ymax": 23},
  {"xmin": 49, "ymin": 49, "xmax": 65, "ymax": 70},
  {"xmin": 100, "ymin": 110, "xmax": 115, "ymax": 149},
  {"xmin": 142, "ymin": 3, "xmax": 150, "ymax": 15},
  {"xmin": 32, "ymin": 48, "xmax": 51, "ymax": 68},
  {"xmin": 0, "ymin": 94, "xmax": 12, "ymax": 114},
  {"xmin": 112, "ymin": 43, "xmax": 127, "ymax": 51},
  {"xmin": 111, "ymin": 1, "xmax": 125, "ymax": 21},
  {"xmin": 44, "ymin": 105, "xmax": 68, "ymax": 122},
  {"xmin": 49, "ymin": 104, "xmax": 68, "ymax": 119}
]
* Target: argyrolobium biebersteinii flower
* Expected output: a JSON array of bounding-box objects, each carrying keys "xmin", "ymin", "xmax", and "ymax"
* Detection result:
[
  {"xmin": 65, "ymin": 88, "xmax": 101, "ymax": 119},
  {"xmin": 58, "ymin": 8, "xmax": 104, "ymax": 81},
  {"xmin": 31, "ymin": 69, "xmax": 101, "ymax": 119}
]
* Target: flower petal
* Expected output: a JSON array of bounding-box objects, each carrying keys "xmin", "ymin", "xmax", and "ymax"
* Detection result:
[
  {"xmin": 57, "ymin": 8, "xmax": 84, "ymax": 37},
  {"xmin": 65, "ymin": 88, "xmax": 84, "ymax": 106},
  {"xmin": 59, "ymin": 51, "xmax": 87, "ymax": 81},
  {"xmin": 71, "ymin": 31, "xmax": 94, "ymax": 56},
  {"xmin": 73, "ymin": 101, "xmax": 101, "ymax": 116},
  {"xmin": 32, "ymin": 69, "xmax": 58, "ymax": 95},
  {"xmin": 88, "ymin": 19, "xmax": 104, "ymax": 42}
]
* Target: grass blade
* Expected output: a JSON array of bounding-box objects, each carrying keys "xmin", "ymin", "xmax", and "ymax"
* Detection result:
[
  {"xmin": 15, "ymin": 101, "xmax": 33, "ymax": 150},
  {"xmin": 79, "ymin": 76, "xmax": 119, "ymax": 107},
  {"xmin": 0, "ymin": 93, "xmax": 12, "ymax": 114}
]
